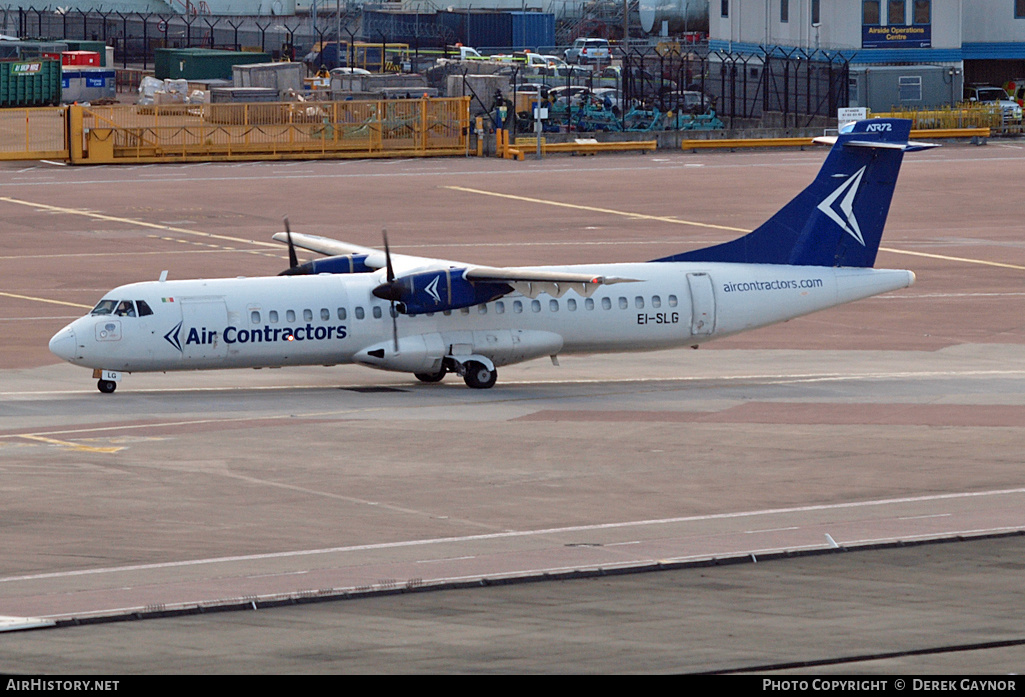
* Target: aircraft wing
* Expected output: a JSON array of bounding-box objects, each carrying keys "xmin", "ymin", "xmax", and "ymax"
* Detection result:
[
  {"xmin": 271, "ymin": 232, "xmax": 444, "ymax": 273},
  {"xmin": 465, "ymin": 266, "xmax": 638, "ymax": 299},
  {"xmin": 272, "ymin": 232, "xmax": 639, "ymax": 297}
]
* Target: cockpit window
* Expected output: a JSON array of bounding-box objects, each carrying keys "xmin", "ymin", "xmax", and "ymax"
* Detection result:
[
  {"xmin": 136, "ymin": 300, "xmax": 154, "ymax": 317},
  {"xmin": 91, "ymin": 299, "xmax": 117, "ymax": 315},
  {"xmin": 114, "ymin": 300, "xmax": 137, "ymax": 317}
]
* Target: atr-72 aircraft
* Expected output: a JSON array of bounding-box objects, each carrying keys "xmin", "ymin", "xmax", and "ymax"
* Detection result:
[{"xmin": 49, "ymin": 119, "xmax": 929, "ymax": 393}]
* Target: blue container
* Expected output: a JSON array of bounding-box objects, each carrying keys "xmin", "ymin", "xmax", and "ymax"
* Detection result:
[
  {"xmin": 467, "ymin": 12, "xmax": 512, "ymax": 51},
  {"xmin": 510, "ymin": 12, "xmax": 555, "ymax": 50},
  {"xmin": 362, "ymin": 11, "xmax": 448, "ymax": 48}
]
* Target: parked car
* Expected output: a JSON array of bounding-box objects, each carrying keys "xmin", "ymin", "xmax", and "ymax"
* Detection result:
[
  {"xmin": 662, "ymin": 90, "xmax": 714, "ymax": 114},
  {"xmin": 539, "ymin": 55, "xmax": 568, "ymax": 70},
  {"xmin": 534, "ymin": 64, "xmax": 593, "ymax": 79},
  {"xmin": 548, "ymin": 85, "xmax": 590, "ymax": 104},
  {"xmin": 964, "ymin": 85, "xmax": 1023, "ymax": 123},
  {"xmin": 564, "ymin": 38, "xmax": 611, "ymax": 65}
]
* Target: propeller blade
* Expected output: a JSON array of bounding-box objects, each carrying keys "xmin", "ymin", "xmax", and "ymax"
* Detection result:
[
  {"xmin": 284, "ymin": 216, "xmax": 299, "ymax": 270},
  {"xmin": 378, "ymin": 229, "xmax": 399, "ymax": 353},
  {"xmin": 382, "ymin": 228, "xmax": 395, "ymax": 283}
]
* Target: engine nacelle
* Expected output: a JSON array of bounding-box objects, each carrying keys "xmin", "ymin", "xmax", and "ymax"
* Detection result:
[
  {"xmin": 374, "ymin": 269, "xmax": 511, "ymax": 315},
  {"xmin": 283, "ymin": 254, "xmax": 374, "ymax": 276}
]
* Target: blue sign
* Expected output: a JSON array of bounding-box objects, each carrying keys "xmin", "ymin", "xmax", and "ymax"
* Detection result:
[{"xmin": 863, "ymin": 24, "xmax": 931, "ymax": 49}]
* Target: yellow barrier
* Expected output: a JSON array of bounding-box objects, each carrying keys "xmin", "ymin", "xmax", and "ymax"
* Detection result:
[
  {"xmin": 681, "ymin": 127, "xmax": 991, "ymax": 152},
  {"xmin": 872, "ymin": 105, "xmax": 1003, "ymax": 130},
  {"xmin": 513, "ymin": 135, "xmax": 658, "ymax": 156},
  {"xmin": 68, "ymin": 97, "xmax": 470, "ymax": 164},
  {"xmin": 0, "ymin": 107, "xmax": 69, "ymax": 161},
  {"xmin": 681, "ymin": 137, "xmax": 813, "ymax": 151}
]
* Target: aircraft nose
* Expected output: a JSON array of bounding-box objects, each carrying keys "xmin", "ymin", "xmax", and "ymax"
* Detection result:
[{"xmin": 49, "ymin": 326, "xmax": 78, "ymax": 362}]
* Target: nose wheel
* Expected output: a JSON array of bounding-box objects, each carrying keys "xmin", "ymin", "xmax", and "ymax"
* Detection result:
[{"xmin": 97, "ymin": 379, "xmax": 117, "ymax": 394}]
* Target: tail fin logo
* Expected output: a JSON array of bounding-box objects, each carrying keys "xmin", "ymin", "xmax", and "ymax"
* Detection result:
[{"xmin": 817, "ymin": 166, "xmax": 867, "ymax": 246}]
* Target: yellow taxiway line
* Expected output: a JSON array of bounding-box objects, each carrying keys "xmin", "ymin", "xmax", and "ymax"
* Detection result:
[
  {"xmin": 0, "ymin": 196, "xmax": 280, "ymax": 249},
  {"xmin": 18, "ymin": 434, "xmax": 123, "ymax": 454},
  {"xmin": 0, "ymin": 291, "xmax": 91, "ymax": 309}
]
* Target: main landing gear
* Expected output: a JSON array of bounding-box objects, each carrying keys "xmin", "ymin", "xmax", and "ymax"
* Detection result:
[
  {"xmin": 462, "ymin": 361, "xmax": 497, "ymax": 389},
  {"xmin": 413, "ymin": 360, "xmax": 498, "ymax": 389}
]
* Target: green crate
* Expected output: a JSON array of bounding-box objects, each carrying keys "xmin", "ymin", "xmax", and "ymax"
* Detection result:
[
  {"xmin": 0, "ymin": 58, "xmax": 62, "ymax": 107},
  {"xmin": 154, "ymin": 48, "xmax": 272, "ymax": 80}
]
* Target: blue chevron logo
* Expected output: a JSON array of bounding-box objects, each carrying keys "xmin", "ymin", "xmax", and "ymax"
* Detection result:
[{"xmin": 164, "ymin": 321, "xmax": 183, "ymax": 352}]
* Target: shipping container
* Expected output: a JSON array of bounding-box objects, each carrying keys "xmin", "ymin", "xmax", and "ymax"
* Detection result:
[
  {"xmin": 0, "ymin": 58, "xmax": 62, "ymax": 107},
  {"xmin": 62, "ymin": 51, "xmax": 101, "ymax": 67},
  {"xmin": 361, "ymin": 11, "xmax": 451, "ymax": 49},
  {"xmin": 467, "ymin": 12, "xmax": 513, "ymax": 51},
  {"xmin": 61, "ymin": 67, "xmax": 116, "ymax": 103},
  {"xmin": 64, "ymin": 41, "xmax": 109, "ymax": 65},
  {"xmin": 510, "ymin": 12, "xmax": 555, "ymax": 50},
  {"xmin": 233, "ymin": 62, "xmax": 304, "ymax": 98},
  {"xmin": 154, "ymin": 48, "xmax": 272, "ymax": 80},
  {"xmin": 435, "ymin": 11, "xmax": 554, "ymax": 51}
]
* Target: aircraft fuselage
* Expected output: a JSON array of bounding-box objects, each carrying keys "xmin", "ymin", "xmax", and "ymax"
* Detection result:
[{"xmin": 49, "ymin": 261, "xmax": 914, "ymax": 378}]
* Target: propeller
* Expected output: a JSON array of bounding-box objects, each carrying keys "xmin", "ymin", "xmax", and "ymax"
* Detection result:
[
  {"xmin": 279, "ymin": 216, "xmax": 303, "ymax": 275},
  {"xmin": 370, "ymin": 229, "xmax": 401, "ymax": 353}
]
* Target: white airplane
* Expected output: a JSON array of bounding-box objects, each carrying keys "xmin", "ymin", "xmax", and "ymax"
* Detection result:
[{"xmin": 49, "ymin": 119, "xmax": 930, "ymax": 393}]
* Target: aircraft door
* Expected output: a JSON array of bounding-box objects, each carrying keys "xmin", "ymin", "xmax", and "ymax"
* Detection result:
[
  {"xmin": 180, "ymin": 298, "xmax": 229, "ymax": 360},
  {"xmin": 686, "ymin": 273, "xmax": 716, "ymax": 336}
]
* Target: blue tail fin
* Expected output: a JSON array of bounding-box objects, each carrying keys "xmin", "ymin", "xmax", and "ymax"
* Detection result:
[{"xmin": 655, "ymin": 119, "xmax": 918, "ymax": 268}]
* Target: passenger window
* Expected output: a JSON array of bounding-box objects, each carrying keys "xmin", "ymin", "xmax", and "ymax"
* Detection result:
[
  {"xmin": 303, "ymin": 309, "xmax": 313, "ymax": 322},
  {"xmin": 513, "ymin": 300, "xmax": 523, "ymax": 313},
  {"xmin": 618, "ymin": 297, "xmax": 628, "ymax": 310},
  {"xmin": 531, "ymin": 300, "xmax": 541, "ymax": 313},
  {"xmin": 337, "ymin": 308, "xmax": 346, "ymax": 320},
  {"xmin": 585, "ymin": 298, "xmax": 594, "ymax": 310},
  {"xmin": 602, "ymin": 297, "xmax": 612, "ymax": 310},
  {"xmin": 567, "ymin": 298, "xmax": 577, "ymax": 311},
  {"xmin": 355, "ymin": 307, "xmax": 365, "ymax": 320},
  {"xmin": 652, "ymin": 295, "xmax": 661, "ymax": 308},
  {"xmin": 549, "ymin": 299, "xmax": 559, "ymax": 312},
  {"xmin": 286, "ymin": 310, "xmax": 296, "ymax": 322},
  {"xmin": 372, "ymin": 306, "xmax": 382, "ymax": 319},
  {"xmin": 321, "ymin": 308, "xmax": 330, "ymax": 321},
  {"xmin": 478, "ymin": 305, "xmax": 487, "ymax": 314},
  {"xmin": 250, "ymin": 310, "xmax": 260, "ymax": 324},
  {"xmin": 135, "ymin": 300, "xmax": 154, "ymax": 317},
  {"xmin": 496, "ymin": 301, "xmax": 505, "ymax": 314},
  {"xmin": 668, "ymin": 295, "xmax": 678, "ymax": 307},
  {"xmin": 460, "ymin": 307, "xmax": 470, "ymax": 315},
  {"xmin": 269, "ymin": 310, "xmax": 279, "ymax": 323},
  {"xmin": 635, "ymin": 297, "xmax": 644, "ymax": 309}
]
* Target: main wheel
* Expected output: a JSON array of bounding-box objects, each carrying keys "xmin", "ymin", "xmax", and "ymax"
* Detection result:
[
  {"xmin": 414, "ymin": 367, "xmax": 447, "ymax": 383},
  {"xmin": 97, "ymin": 379, "xmax": 117, "ymax": 394},
  {"xmin": 462, "ymin": 361, "xmax": 497, "ymax": 389}
]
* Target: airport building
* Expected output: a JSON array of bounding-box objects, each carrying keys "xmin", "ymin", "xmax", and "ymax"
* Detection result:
[{"xmin": 708, "ymin": 0, "xmax": 1025, "ymax": 111}]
